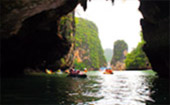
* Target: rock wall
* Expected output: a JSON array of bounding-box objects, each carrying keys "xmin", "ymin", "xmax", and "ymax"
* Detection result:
[
  {"xmin": 0, "ymin": 0, "xmax": 80, "ymax": 76},
  {"xmin": 0, "ymin": 0, "xmax": 79, "ymax": 38},
  {"xmin": 139, "ymin": 0, "xmax": 169, "ymax": 78},
  {"xmin": 74, "ymin": 18, "xmax": 107, "ymax": 70}
]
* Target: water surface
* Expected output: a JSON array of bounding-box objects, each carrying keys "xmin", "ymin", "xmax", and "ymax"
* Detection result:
[{"xmin": 1, "ymin": 71, "xmax": 169, "ymax": 105}]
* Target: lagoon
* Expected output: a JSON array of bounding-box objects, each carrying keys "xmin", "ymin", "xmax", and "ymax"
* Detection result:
[{"xmin": 1, "ymin": 70, "xmax": 169, "ymax": 105}]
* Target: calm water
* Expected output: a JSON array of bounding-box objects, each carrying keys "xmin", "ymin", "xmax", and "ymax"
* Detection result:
[{"xmin": 1, "ymin": 71, "xmax": 169, "ymax": 105}]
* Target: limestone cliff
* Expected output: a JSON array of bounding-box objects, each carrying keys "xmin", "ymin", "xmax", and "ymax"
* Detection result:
[
  {"xmin": 46, "ymin": 12, "xmax": 76, "ymax": 70},
  {"xmin": 111, "ymin": 40, "xmax": 128, "ymax": 70},
  {"xmin": 139, "ymin": 0, "xmax": 169, "ymax": 77},
  {"xmin": 0, "ymin": 0, "xmax": 80, "ymax": 38},
  {"xmin": 74, "ymin": 18, "xmax": 107, "ymax": 70},
  {"xmin": 0, "ymin": 0, "xmax": 81, "ymax": 76}
]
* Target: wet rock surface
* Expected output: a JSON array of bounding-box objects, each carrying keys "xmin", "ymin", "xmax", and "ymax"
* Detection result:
[{"xmin": 139, "ymin": 0, "xmax": 169, "ymax": 78}]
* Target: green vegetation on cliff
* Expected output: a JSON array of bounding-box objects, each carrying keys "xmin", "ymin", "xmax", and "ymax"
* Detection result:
[
  {"xmin": 74, "ymin": 18, "xmax": 106, "ymax": 70},
  {"xmin": 125, "ymin": 32, "xmax": 151, "ymax": 70},
  {"xmin": 111, "ymin": 40, "xmax": 128, "ymax": 65}
]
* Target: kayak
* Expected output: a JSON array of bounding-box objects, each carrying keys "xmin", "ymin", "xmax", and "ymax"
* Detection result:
[
  {"xmin": 103, "ymin": 69, "xmax": 114, "ymax": 74},
  {"xmin": 103, "ymin": 71, "xmax": 113, "ymax": 74}
]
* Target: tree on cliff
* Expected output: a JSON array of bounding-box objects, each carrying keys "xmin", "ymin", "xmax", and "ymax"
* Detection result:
[
  {"xmin": 111, "ymin": 40, "xmax": 128, "ymax": 66},
  {"xmin": 74, "ymin": 18, "xmax": 107, "ymax": 70},
  {"xmin": 125, "ymin": 32, "xmax": 151, "ymax": 70}
]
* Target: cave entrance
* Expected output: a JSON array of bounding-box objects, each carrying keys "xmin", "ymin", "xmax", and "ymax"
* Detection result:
[
  {"xmin": 75, "ymin": 0, "xmax": 149, "ymax": 70},
  {"xmin": 1, "ymin": 10, "xmax": 72, "ymax": 76}
]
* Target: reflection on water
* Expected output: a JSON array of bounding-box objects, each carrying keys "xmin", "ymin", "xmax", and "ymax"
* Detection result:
[
  {"xmin": 1, "ymin": 71, "xmax": 169, "ymax": 105},
  {"xmin": 87, "ymin": 71, "xmax": 156, "ymax": 105}
]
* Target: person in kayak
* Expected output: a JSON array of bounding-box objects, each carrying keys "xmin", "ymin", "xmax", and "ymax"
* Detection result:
[{"xmin": 69, "ymin": 67, "xmax": 80, "ymax": 75}]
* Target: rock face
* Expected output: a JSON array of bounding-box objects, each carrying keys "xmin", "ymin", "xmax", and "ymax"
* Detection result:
[
  {"xmin": 74, "ymin": 18, "xmax": 107, "ymax": 70},
  {"xmin": 1, "ymin": 0, "xmax": 79, "ymax": 38},
  {"xmin": 0, "ymin": 0, "xmax": 79, "ymax": 76},
  {"xmin": 46, "ymin": 13, "xmax": 76, "ymax": 70},
  {"xmin": 139, "ymin": 0, "xmax": 169, "ymax": 78},
  {"xmin": 111, "ymin": 40, "xmax": 128, "ymax": 70}
]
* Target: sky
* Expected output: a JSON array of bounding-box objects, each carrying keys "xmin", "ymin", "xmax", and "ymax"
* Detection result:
[{"xmin": 75, "ymin": 0, "xmax": 143, "ymax": 52}]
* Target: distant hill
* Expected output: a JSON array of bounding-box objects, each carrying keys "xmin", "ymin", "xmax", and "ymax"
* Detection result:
[
  {"xmin": 74, "ymin": 18, "xmax": 107, "ymax": 70},
  {"xmin": 111, "ymin": 40, "xmax": 128, "ymax": 70},
  {"xmin": 111, "ymin": 40, "xmax": 128, "ymax": 65},
  {"xmin": 104, "ymin": 48, "xmax": 113, "ymax": 62}
]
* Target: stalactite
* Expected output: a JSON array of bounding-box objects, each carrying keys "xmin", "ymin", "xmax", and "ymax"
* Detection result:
[{"xmin": 79, "ymin": 0, "xmax": 87, "ymax": 11}]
